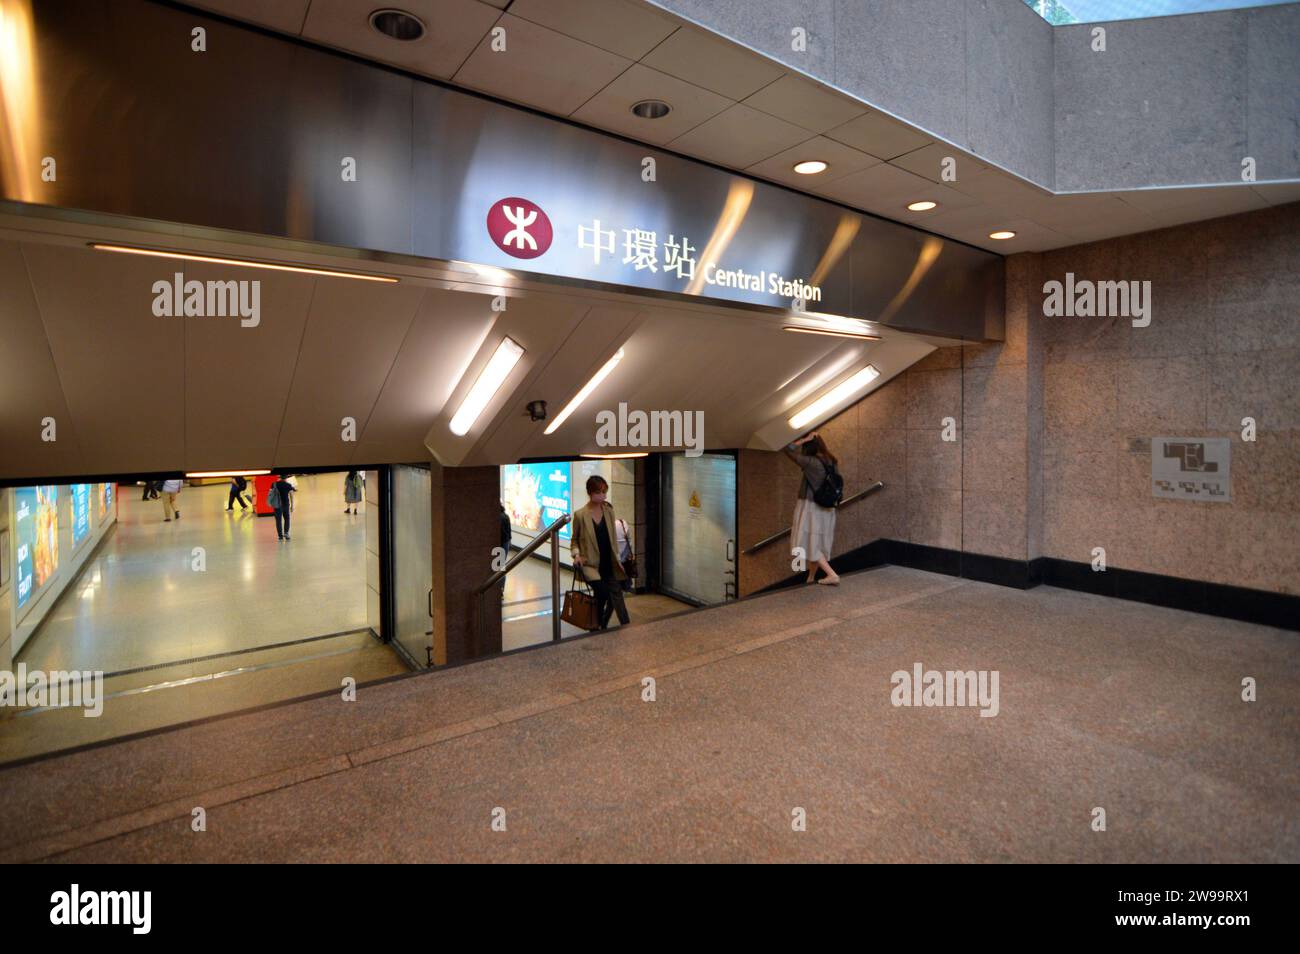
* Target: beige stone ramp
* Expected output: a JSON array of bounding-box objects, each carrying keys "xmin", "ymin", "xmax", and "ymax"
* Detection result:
[{"xmin": 1, "ymin": 565, "xmax": 1296, "ymax": 863}]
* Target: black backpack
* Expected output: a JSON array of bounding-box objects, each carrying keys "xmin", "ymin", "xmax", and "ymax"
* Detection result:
[{"xmin": 812, "ymin": 463, "xmax": 844, "ymax": 508}]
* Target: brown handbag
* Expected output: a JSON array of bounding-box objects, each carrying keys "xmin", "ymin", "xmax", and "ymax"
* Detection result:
[{"xmin": 560, "ymin": 567, "xmax": 600, "ymax": 631}]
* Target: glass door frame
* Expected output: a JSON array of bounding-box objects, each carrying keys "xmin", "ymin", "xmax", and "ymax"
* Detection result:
[{"xmin": 654, "ymin": 449, "xmax": 739, "ymax": 608}]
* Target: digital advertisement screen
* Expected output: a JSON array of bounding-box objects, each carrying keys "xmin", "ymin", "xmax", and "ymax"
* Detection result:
[
  {"xmin": 500, "ymin": 460, "xmax": 621, "ymax": 548},
  {"xmin": 14, "ymin": 485, "xmax": 59, "ymax": 611},
  {"xmin": 501, "ymin": 463, "xmax": 572, "ymax": 541},
  {"xmin": 97, "ymin": 482, "xmax": 114, "ymax": 523},
  {"xmin": 71, "ymin": 483, "xmax": 91, "ymax": 548}
]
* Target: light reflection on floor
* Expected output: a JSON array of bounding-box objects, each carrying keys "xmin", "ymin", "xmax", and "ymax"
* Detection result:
[{"xmin": 17, "ymin": 475, "xmax": 369, "ymax": 675}]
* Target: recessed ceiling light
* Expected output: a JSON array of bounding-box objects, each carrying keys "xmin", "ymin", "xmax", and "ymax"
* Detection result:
[
  {"xmin": 907, "ymin": 200, "xmax": 938, "ymax": 211},
  {"xmin": 783, "ymin": 326, "xmax": 881, "ymax": 341},
  {"xmin": 793, "ymin": 160, "xmax": 828, "ymax": 175},
  {"xmin": 989, "ymin": 230, "xmax": 1017, "ymax": 240},
  {"xmin": 631, "ymin": 100, "xmax": 671, "ymax": 119},
  {"xmin": 369, "ymin": 9, "xmax": 425, "ymax": 41}
]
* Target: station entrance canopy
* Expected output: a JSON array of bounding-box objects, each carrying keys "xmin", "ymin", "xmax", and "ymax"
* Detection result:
[{"xmin": 0, "ymin": 0, "xmax": 1003, "ymax": 341}]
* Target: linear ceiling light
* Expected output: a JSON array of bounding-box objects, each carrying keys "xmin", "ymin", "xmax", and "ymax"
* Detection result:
[
  {"xmin": 449, "ymin": 337, "xmax": 526, "ymax": 436},
  {"xmin": 89, "ymin": 244, "xmax": 399, "ymax": 283},
  {"xmin": 579, "ymin": 452, "xmax": 648, "ymax": 459},
  {"xmin": 789, "ymin": 364, "xmax": 880, "ymax": 430},
  {"xmin": 782, "ymin": 326, "xmax": 882, "ymax": 341},
  {"xmin": 544, "ymin": 348, "xmax": 625, "ymax": 436},
  {"xmin": 184, "ymin": 470, "xmax": 272, "ymax": 478}
]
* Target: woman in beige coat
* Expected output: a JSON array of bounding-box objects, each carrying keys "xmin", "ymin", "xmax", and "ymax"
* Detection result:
[{"xmin": 570, "ymin": 474, "xmax": 630, "ymax": 630}]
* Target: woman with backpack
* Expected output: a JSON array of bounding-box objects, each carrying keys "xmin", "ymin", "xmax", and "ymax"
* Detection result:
[
  {"xmin": 343, "ymin": 470, "xmax": 363, "ymax": 514},
  {"xmin": 784, "ymin": 432, "xmax": 842, "ymax": 586}
]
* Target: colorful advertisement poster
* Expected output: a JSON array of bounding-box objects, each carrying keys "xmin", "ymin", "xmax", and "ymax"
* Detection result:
[
  {"xmin": 501, "ymin": 463, "xmax": 572, "ymax": 541},
  {"xmin": 71, "ymin": 483, "xmax": 91, "ymax": 548},
  {"xmin": 14, "ymin": 485, "xmax": 59, "ymax": 611},
  {"xmin": 97, "ymin": 482, "xmax": 114, "ymax": 523}
]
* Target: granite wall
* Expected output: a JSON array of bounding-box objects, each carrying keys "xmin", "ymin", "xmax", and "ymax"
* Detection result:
[
  {"xmin": 738, "ymin": 202, "xmax": 1298, "ymax": 598},
  {"xmin": 1039, "ymin": 202, "xmax": 1299, "ymax": 595},
  {"xmin": 430, "ymin": 462, "xmax": 504, "ymax": 664},
  {"xmin": 645, "ymin": 0, "xmax": 1300, "ymax": 189},
  {"xmin": 737, "ymin": 248, "xmax": 1041, "ymax": 594}
]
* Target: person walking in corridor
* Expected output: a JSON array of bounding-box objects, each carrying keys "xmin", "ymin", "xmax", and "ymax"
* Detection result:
[
  {"xmin": 343, "ymin": 470, "xmax": 363, "ymax": 514},
  {"xmin": 269, "ymin": 474, "xmax": 296, "ymax": 541},
  {"xmin": 614, "ymin": 515, "xmax": 635, "ymax": 592},
  {"xmin": 570, "ymin": 475, "xmax": 630, "ymax": 630},
  {"xmin": 160, "ymin": 478, "xmax": 183, "ymax": 522},
  {"xmin": 784, "ymin": 432, "xmax": 842, "ymax": 586},
  {"xmin": 227, "ymin": 474, "xmax": 250, "ymax": 511}
]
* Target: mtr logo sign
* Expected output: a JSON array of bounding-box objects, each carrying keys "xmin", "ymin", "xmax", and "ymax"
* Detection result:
[{"xmin": 486, "ymin": 197, "xmax": 553, "ymax": 259}]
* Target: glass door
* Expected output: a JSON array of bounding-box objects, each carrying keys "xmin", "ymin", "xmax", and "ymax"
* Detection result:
[
  {"xmin": 391, "ymin": 464, "xmax": 432, "ymax": 667},
  {"xmin": 660, "ymin": 453, "xmax": 737, "ymax": 605}
]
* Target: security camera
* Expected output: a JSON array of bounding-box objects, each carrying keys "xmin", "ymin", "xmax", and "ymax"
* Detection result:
[{"xmin": 526, "ymin": 400, "xmax": 547, "ymax": 422}]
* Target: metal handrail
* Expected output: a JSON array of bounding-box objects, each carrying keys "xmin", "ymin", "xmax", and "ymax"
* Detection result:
[
  {"xmin": 474, "ymin": 512, "xmax": 571, "ymax": 645},
  {"xmin": 742, "ymin": 480, "xmax": 884, "ymax": 555}
]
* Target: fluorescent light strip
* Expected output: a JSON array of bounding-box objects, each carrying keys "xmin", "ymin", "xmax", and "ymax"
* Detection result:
[
  {"xmin": 580, "ymin": 452, "xmax": 648, "ymax": 459},
  {"xmin": 185, "ymin": 470, "xmax": 271, "ymax": 478},
  {"xmin": 90, "ymin": 244, "xmax": 399, "ymax": 283},
  {"xmin": 449, "ymin": 337, "xmax": 526, "ymax": 436},
  {"xmin": 544, "ymin": 348, "xmax": 625, "ymax": 435},
  {"xmin": 789, "ymin": 364, "xmax": 880, "ymax": 430},
  {"xmin": 783, "ymin": 326, "xmax": 881, "ymax": 341}
]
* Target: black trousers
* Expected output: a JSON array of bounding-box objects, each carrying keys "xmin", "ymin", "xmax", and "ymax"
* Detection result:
[
  {"xmin": 227, "ymin": 487, "xmax": 249, "ymax": 509},
  {"xmin": 273, "ymin": 506, "xmax": 291, "ymax": 537},
  {"xmin": 591, "ymin": 577, "xmax": 630, "ymax": 629}
]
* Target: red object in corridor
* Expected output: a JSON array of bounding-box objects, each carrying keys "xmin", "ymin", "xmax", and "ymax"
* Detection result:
[{"xmin": 254, "ymin": 474, "xmax": 277, "ymax": 516}]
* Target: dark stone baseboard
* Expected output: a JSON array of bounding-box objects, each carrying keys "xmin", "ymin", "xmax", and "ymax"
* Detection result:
[
  {"xmin": 1037, "ymin": 557, "xmax": 1298, "ymax": 631},
  {"xmin": 750, "ymin": 540, "xmax": 1297, "ymax": 631}
]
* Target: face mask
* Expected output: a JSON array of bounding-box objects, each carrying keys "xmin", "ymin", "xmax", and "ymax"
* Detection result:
[{"xmin": 590, "ymin": 493, "xmax": 607, "ymax": 504}]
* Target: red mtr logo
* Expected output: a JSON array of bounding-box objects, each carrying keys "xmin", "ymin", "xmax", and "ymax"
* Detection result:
[{"xmin": 486, "ymin": 197, "xmax": 553, "ymax": 259}]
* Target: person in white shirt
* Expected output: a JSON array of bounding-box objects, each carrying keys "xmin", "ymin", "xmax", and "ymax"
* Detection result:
[
  {"xmin": 613, "ymin": 516, "xmax": 634, "ymax": 592},
  {"xmin": 160, "ymin": 478, "xmax": 184, "ymax": 522}
]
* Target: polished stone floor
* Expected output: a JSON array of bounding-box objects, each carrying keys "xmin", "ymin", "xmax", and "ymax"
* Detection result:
[
  {"xmin": 3, "ymin": 565, "xmax": 1294, "ymax": 863},
  {"xmin": 18, "ymin": 476, "xmax": 369, "ymax": 674},
  {"xmin": 2, "ymin": 476, "xmax": 405, "ymax": 762}
]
